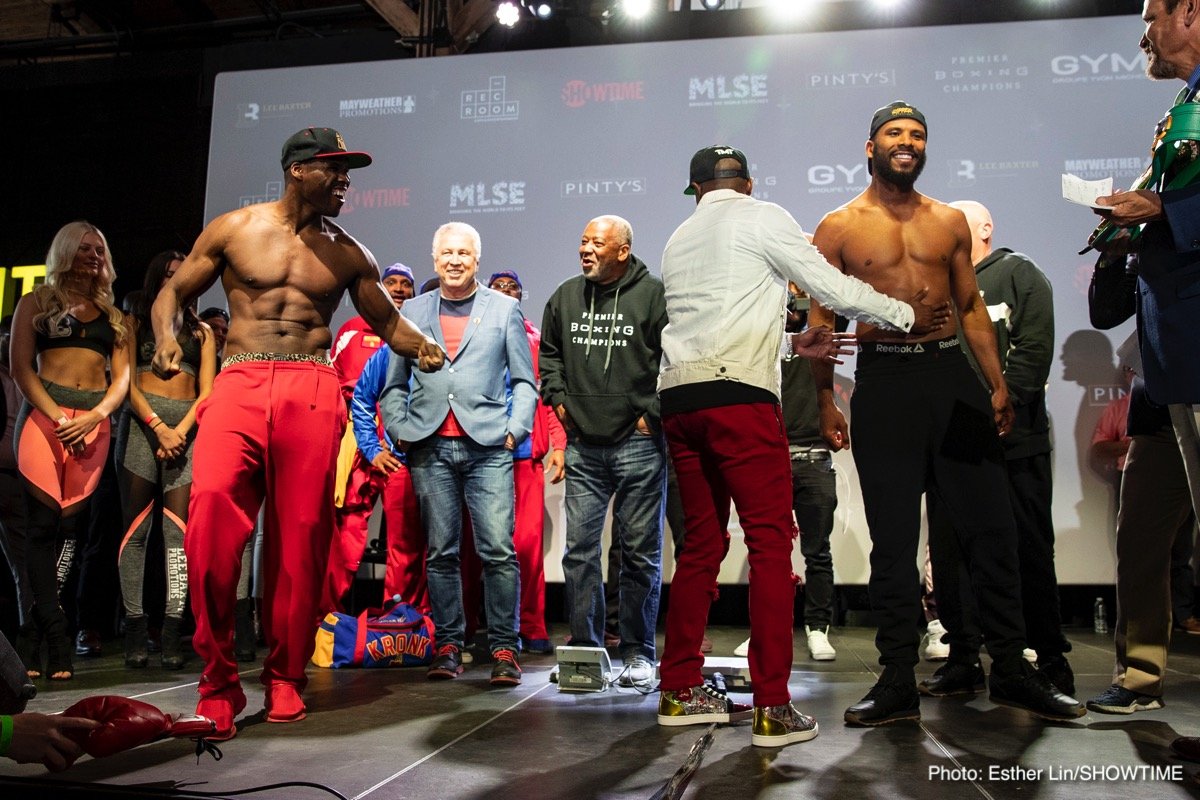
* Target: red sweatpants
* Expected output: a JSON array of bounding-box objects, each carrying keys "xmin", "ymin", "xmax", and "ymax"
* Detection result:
[
  {"xmin": 660, "ymin": 402, "xmax": 798, "ymax": 707},
  {"xmin": 187, "ymin": 360, "xmax": 343, "ymax": 700},
  {"xmin": 322, "ymin": 458, "xmax": 428, "ymax": 613}
]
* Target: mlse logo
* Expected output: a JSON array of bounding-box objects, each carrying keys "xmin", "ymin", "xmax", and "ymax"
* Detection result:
[
  {"xmin": 688, "ymin": 75, "xmax": 768, "ymax": 102},
  {"xmin": 1051, "ymin": 52, "xmax": 1146, "ymax": 76},
  {"xmin": 808, "ymin": 164, "xmax": 867, "ymax": 186},
  {"xmin": 449, "ymin": 182, "xmax": 526, "ymax": 210}
]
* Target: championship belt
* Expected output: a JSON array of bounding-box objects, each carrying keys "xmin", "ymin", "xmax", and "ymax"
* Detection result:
[{"xmin": 1084, "ymin": 96, "xmax": 1200, "ymax": 253}]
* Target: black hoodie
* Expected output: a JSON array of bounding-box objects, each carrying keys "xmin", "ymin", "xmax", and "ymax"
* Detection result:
[{"xmin": 539, "ymin": 255, "xmax": 667, "ymax": 445}]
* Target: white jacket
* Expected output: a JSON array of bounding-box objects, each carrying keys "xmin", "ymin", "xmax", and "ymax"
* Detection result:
[{"xmin": 658, "ymin": 189, "xmax": 914, "ymax": 399}]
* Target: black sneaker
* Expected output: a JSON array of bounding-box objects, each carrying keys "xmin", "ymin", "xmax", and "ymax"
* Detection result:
[
  {"xmin": 427, "ymin": 644, "xmax": 464, "ymax": 680},
  {"xmin": 988, "ymin": 662, "xmax": 1084, "ymax": 721},
  {"xmin": 489, "ymin": 648, "xmax": 522, "ymax": 686},
  {"xmin": 844, "ymin": 681, "xmax": 921, "ymax": 726},
  {"xmin": 918, "ymin": 661, "xmax": 985, "ymax": 697},
  {"xmin": 1037, "ymin": 655, "xmax": 1076, "ymax": 697},
  {"xmin": 1086, "ymin": 685, "xmax": 1164, "ymax": 715}
]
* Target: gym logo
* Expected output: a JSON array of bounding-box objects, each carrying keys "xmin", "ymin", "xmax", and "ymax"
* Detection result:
[
  {"xmin": 687, "ymin": 74, "xmax": 768, "ymax": 107},
  {"xmin": 933, "ymin": 54, "xmax": 1028, "ymax": 93},
  {"xmin": 461, "ymin": 76, "xmax": 519, "ymax": 122},
  {"xmin": 561, "ymin": 80, "xmax": 646, "ymax": 108},
  {"xmin": 449, "ymin": 180, "xmax": 527, "ymax": 214},
  {"xmin": 806, "ymin": 163, "xmax": 868, "ymax": 195},
  {"xmin": 339, "ymin": 95, "xmax": 416, "ymax": 118},
  {"xmin": 560, "ymin": 178, "xmax": 646, "ymax": 197},
  {"xmin": 1050, "ymin": 52, "xmax": 1146, "ymax": 84},
  {"xmin": 238, "ymin": 180, "xmax": 283, "ymax": 208}
]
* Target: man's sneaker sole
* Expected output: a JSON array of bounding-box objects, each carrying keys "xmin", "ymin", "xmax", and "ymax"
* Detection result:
[
  {"xmin": 1086, "ymin": 695, "xmax": 1164, "ymax": 715},
  {"xmin": 843, "ymin": 707, "xmax": 921, "ymax": 727},
  {"xmin": 489, "ymin": 674, "xmax": 521, "ymax": 687},
  {"xmin": 751, "ymin": 721, "xmax": 820, "ymax": 747},
  {"xmin": 989, "ymin": 695, "xmax": 1086, "ymax": 722},
  {"xmin": 427, "ymin": 666, "xmax": 463, "ymax": 680},
  {"xmin": 657, "ymin": 707, "xmax": 753, "ymax": 726}
]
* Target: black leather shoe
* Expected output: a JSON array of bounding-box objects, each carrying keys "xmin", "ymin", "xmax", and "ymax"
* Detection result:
[
  {"xmin": 427, "ymin": 644, "xmax": 464, "ymax": 680},
  {"xmin": 75, "ymin": 629, "xmax": 102, "ymax": 658},
  {"xmin": 844, "ymin": 681, "xmax": 921, "ymax": 726},
  {"xmin": 489, "ymin": 648, "xmax": 522, "ymax": 686},
  {"xmin": 989, "ymin": 662, "xmax": 1084, "ymax": 721},
  {"xmin": 918, "ymin": 661, "xmax": 985, "ymax": 697},
  {"xmin": 1037, "ymin": 655, "xmax": 1076, "ymax": 697}
]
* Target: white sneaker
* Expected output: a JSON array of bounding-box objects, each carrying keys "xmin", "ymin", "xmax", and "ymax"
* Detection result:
[
  {"xmin": 618, "ymin": 655, "xmax": 656, "ymax": 687},
  {"xmin": 922, "ymin": 619, "xmax": 950, "ymax": 661},
  {"xmin": 733, "ymin": 637, "xmax": 750, "ymax": 657},
  {"xmin": 805, "ymin": 626, "xmax": 836, "ymax": 661}
]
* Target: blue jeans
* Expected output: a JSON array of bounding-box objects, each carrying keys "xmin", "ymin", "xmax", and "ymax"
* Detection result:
[
  {"xmin": 792, "ymin": 455, "xmax": 837, "ymax": 629},
  {"xmin": 563, "ymin": 432, "xmax": 665, "ymax": 660},
  {"xmin": 407, "ymin": 436, "xmax": 518, "ymax": 652}
]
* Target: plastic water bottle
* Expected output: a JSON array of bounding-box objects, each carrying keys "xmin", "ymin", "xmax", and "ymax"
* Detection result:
[{"xmin": 1094, "ymin": 597, "xmax": 1108, "ymax": 634}]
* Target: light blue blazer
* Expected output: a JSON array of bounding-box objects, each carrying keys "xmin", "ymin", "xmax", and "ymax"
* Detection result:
[{"xmin": 379, "ymin": 284, "xmax": 536, "ymax": 448}]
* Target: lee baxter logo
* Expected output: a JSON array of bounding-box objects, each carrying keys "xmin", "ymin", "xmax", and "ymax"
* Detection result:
[
  {"xmin": 234, "ymin": 99, "xmax": 312, "ymax": 128},
  {"xmin": 461, "ymin": 76, "xmax": 519, "ymax": 122},
  {"xmin": 561, "ymin": 80, "xmax": 646, "ymax": 108},
  {"xmin": 449, "ymin": 180, "xmax": 526, "ymax": 214},
  {"xmin": 687, "ymin": 74, "xmax": 768, "ymax": 107}
]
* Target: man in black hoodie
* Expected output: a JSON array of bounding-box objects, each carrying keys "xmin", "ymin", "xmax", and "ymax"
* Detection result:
[{"xmin": 540, "ymin": 215, "xmax": 668, "ymax": 687}]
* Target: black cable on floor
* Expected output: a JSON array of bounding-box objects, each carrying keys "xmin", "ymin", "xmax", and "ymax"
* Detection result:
[{"xmin": 0, "ymin": 776, "xmax": 350, "ymax": 800}]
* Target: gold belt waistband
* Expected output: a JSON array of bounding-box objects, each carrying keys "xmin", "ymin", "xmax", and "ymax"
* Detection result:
[{"xmin": 221, "ymin": 352, "xmax": 332, "ymax": 369}]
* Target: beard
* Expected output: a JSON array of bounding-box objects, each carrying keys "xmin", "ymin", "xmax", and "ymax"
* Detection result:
[
  {"xmin": 871, "ymin": 146, "xmax": 926, "ymax": 189},
  {"xmin": 1146, "ymin": 52, "xmax": 1177, "ymax": 80}
]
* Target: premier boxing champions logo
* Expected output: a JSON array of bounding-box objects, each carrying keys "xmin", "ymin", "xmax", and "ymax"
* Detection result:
[{"xmin": 933, "ymin": 54, "xmax": 1028, "ymax": 93}]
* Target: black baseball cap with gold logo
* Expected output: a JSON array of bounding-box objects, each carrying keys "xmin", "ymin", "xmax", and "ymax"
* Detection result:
[
  {"xmin": 281, "ymin": 127, "xmax": 373, "ymax": 170},
  {"xmin": 868, "ymin": 102, "xmax": 928, "ymax": 138},
  {"xmin": 684, "ymin": 145, "xmax": 750, "ymax": 195}
]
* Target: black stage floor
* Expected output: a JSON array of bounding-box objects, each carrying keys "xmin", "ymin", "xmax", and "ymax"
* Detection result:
[{"xmin": 5, "ymin": 626, "xmax": 1200, "ymax": 799}]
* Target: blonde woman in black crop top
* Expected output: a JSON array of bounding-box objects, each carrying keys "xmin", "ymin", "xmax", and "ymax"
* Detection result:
[{"xmin": 7, "ymin": 221, "xmax": 129, "ymax": 680}]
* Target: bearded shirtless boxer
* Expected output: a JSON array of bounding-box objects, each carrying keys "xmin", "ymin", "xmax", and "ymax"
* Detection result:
[
  {"xmin": 808, "ymin": 103, "xmax": 1083, "ymax": 726},
  {"xmin": 151, "ymin": 127, "xmax": 444, "ymax": 739}
]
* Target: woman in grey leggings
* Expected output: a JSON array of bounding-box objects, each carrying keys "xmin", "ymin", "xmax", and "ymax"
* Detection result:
[{"xmin": 115, "ymin": 251, "xmax": 216, "ymax": 669}]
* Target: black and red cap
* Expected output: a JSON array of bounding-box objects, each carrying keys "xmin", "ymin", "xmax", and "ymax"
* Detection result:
[{"xmin": 281, "ymin": 127, "xmax": 372, "ymax": 170}]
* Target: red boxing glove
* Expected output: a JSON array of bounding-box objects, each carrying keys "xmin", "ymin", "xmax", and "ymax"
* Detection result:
[{"xmin": 60, "ymin": 696, "xmax": 172, "ymax": 757}]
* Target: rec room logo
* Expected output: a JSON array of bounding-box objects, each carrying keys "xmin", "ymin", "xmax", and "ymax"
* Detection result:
[
  {"xmin": 339, "ymin": 95, "xmax": 415, "ymax": 118},
  {"xmin": 687, "ymin": 74, "xmax": 768, "ymax": 107},
  {"xmin": 461, "ymin": 76, "xmax": 520, "ymax": 122},
  {"xmin": 449, "ymin": 180, "xmax": 527, "ymax": 214},
  {"xmin": 238, "ymin": 180, "xmax": 283, "ymax": 207},
  {"xmin": 561, "ymin": 80, "xmax": 646, "ymax": 108}
]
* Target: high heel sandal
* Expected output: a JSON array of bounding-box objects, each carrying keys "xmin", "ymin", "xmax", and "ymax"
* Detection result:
[{"xmin": 15, "ymin": 621, "xmax": 43, "ymax": 679}]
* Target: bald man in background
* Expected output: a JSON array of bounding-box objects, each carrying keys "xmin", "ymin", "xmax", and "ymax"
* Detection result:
[{"xmin": 920, "ymin": 201, "xmax": 1073, "ymax": 700}]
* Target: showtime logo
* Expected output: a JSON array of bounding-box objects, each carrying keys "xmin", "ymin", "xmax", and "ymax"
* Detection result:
[
  {"xmin": 341, "ymin": 186, "xmax": 412, "ymax": 213},
  {"xmin": 561, "ymin": 80, "xmax": 646, "ymax": 108},
  {"xmin": 687, "ymin": 74, "xmax": 768, "ymax": 107},
  {"xmin": 449, "ymin": 181, "xmax": 526, "ymax": 214}
]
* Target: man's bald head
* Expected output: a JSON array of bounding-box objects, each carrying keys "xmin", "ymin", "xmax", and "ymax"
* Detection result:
[{"xmin": 949, "ymin": 200, "xmax": 994, "ymax": 264}]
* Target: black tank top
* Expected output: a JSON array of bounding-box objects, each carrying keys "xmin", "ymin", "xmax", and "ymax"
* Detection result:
[
  {"xmin": 35, "ymin": 312, "xmax": 116, "ymax": 357},
  {"xmin": 136, "ymin": 323, "xmax": 203, "ymax": 378}
]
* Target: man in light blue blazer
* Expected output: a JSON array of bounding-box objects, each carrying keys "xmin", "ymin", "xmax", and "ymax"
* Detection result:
[{"xmin": 379, "ymin": 221, "xmax": 536, "ymax": 686}]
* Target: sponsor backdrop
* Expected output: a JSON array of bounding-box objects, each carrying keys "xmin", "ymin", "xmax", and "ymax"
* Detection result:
[{"xmin": 207, "ymin": 15, "xmax": 1162, "ymax": 585}]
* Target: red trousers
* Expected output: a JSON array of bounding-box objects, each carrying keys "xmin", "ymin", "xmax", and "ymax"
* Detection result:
[
  {"xmin": 460, "ymin": 457, "xmax": 548, "ymax": 642},
  {"xmin": 661, "ymin": 403, "xmax": 798, "ymax": 707},
  {"xmin": 322, "ymin": 456, "xmax": 428, "ymax": 613},
  {"xmin": 187, "ymin": 360, "xmax": 342, "ymax": 699}
]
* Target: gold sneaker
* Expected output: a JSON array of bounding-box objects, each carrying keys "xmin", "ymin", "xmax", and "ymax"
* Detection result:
[
  {"xmin": 751, "ymin": 703, "xmax": 819, "ymax": 747},
  {"xmin": 657, "ymin": 684, "xmax": 753, "ymax": 726}
]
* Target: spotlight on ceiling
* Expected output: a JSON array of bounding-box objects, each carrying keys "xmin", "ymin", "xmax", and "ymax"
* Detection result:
[
  {"xmin": 621, "ymin": 0, "xmax": 653, "ymax": 20},
  {"xmin": 700, "ymin": 0, "xmax": 726, "ymax": 9},
  {"xmin": 497, "ymin": 0, "xmax": 521, "ymax": 26},
  {"xmin": 531, "ymin": 2, "xmax": 553, "ymax": 18}
]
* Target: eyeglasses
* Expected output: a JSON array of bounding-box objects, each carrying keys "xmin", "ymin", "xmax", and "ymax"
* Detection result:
[{"xmin": 491, "ymin": 281, "xmax": 521, "ymax": 291}]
